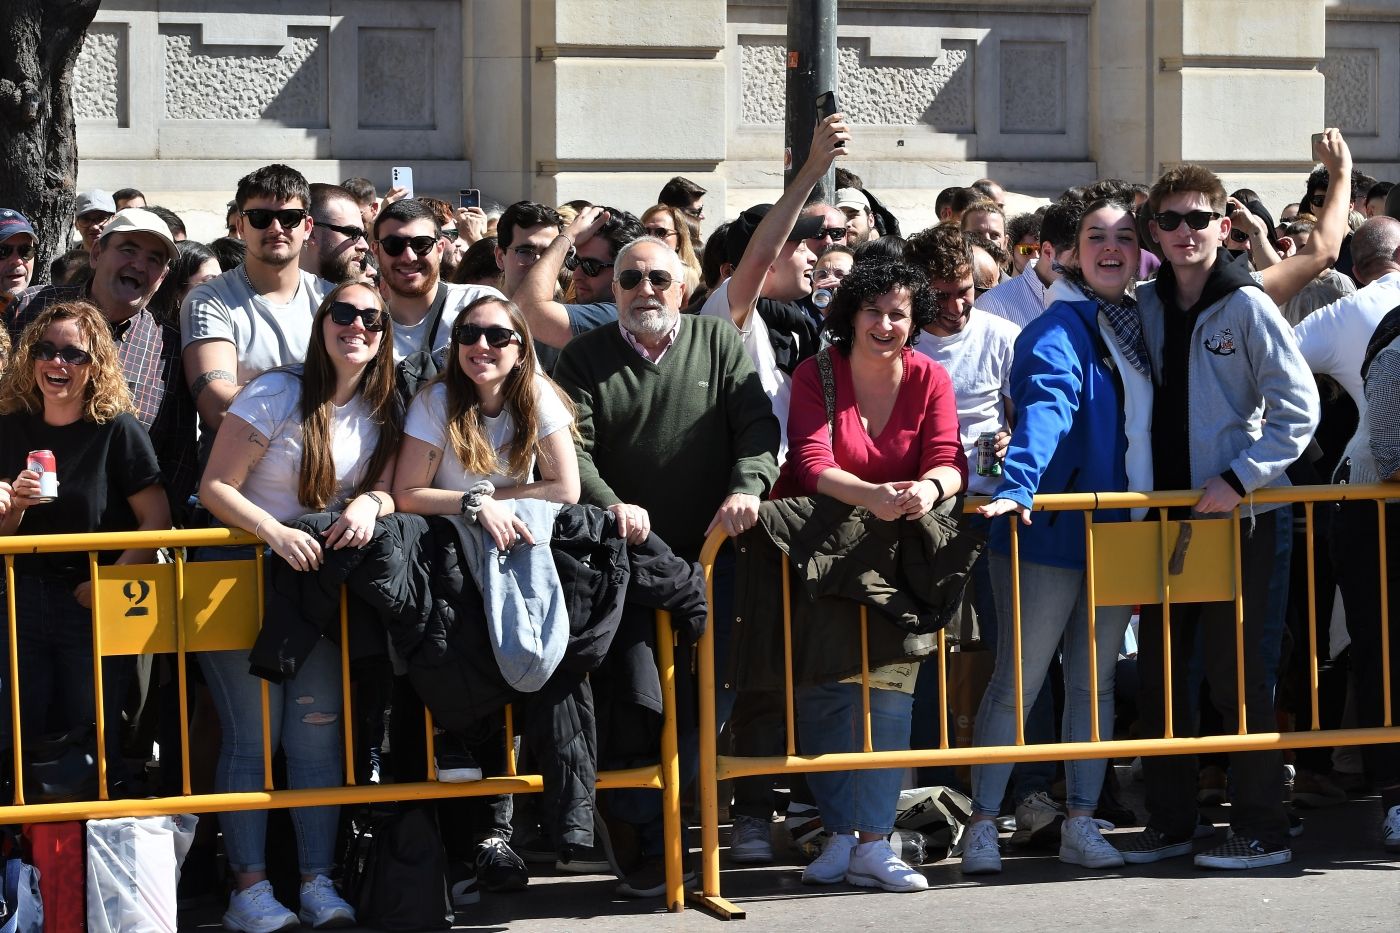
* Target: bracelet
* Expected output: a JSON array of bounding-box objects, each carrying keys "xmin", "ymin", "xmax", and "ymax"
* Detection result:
[
  {"xmin": 927, "ymin": 477, "xmax": 946, "ymax": 504},
  {"xmin": 459, "ymin": 480, "xmax": 496, "ymax": 523},
  {"xmin": 556, "ymin": 233, "xmax": 575, "ymax": 248},
  {"xmin": 253, "ymin": 517, "xmax": 272, "ymax": 541},
  {"xmin": 363, "ymin": 491, "xmax": 386, "ymax": 516}
]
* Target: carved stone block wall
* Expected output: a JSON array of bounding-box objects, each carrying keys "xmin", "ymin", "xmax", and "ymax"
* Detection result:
[{"xmin": 1322, "ymin": 17, "xmax": 1400, "ymax": 162}]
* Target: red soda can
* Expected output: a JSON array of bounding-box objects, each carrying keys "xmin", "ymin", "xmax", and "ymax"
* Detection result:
[{"xmin": 26, "ymin": 449, "xmax": 58, "ymax": 502}]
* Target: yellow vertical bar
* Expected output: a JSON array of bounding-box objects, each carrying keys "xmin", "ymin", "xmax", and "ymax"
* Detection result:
[
  {"xmin": 781, "ymin": 564, "xmax": 796, "ymax": 756},
  {"xmin": 655, "ymin": 611, "xmax": 684, "ymax": 912},
  {"xmin": 936, "ymin": 629, "xmax": 949, "ymax": 750},
  {"xmin": 256, "ymin": 546, "xmax": 273, "ymax": 790},
  {"xmin": 425, "ymin": 706, "xmax": 438, "ymax": 780},
  {"xmin": 503, "ymin": 704, "xmax": 517, "ymax": 776},
  {"xmin": 1379, "ymin": 502, "xmax": 1392, "ymax": 728},
  {"xmin": 859, "ymin": 605, "xmax": 872, "ymax": 754},
  {"xmin": 1232, "ymin": 510, "xmax": 1247, "ymax": 735},
  {"xmin": 697, "ymin": 551, "xmax": 721, "ymax": 900},
  {"xmin": 1305, "ymin": 502, "xmax": 1321, "ymax": 731},
  {"xmin": 1159, "ymin": 509, "xmax": 1175, "ymax": 739},
  {"xmin": 1084, "ymin": 513, "xmax": 1100, "ymax": 743},
  {"xmin": 175, "ymin": 548, "xmax": 192, "ymax": 795},
  {"xmin": 6, "ymin": 555, "xmax": 24, "ymax": 804},
  {"xmin": 1010, "ymin": 519, "xmax": 1024, "ymax": 745},
  {"xmin": 89, "ymin": 552, "xmax": 109, "ymax": 801},
  {"xmin": 340, "ymin": 587, "xmax": 355, "ymax": 786}
]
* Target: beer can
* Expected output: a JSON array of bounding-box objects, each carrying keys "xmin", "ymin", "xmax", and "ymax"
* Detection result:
[
  {"xmin": 26, "ymin": 449, "xmax": 58, "ymax": 502},
  {"xmin": 975, "ymin": 432, "xmax": 1002, "ymax": 477}
]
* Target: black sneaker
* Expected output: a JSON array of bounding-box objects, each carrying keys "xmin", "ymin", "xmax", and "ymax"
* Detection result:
[
  {"xmin": 475, "ymin": 837, "xmax": 529, "ymax": 891},
  {"xmin": 1193, "ymin": 832, "xmax": 1291, "ymax": 870},
  {"xmin": 557, "ymin": 841, "xmax": 613, "ymax": 874},
  {"xmin": 448, "ymin": 860, "xmax": 481, "ymax": 909},
  {"xmin": 1119, "ymin": 826, "xmax": 1193, "ymax": 864},
  {"xmin": 512, "ymin": 828, "xmax": 556, "ymax": 865},
  {"xmin": 435, "ymin": 749, "xmax": 483, "ymax": 783},
  {"xmin": 615, "ymin": 856, "xmax": 697, "ymax": 899}
]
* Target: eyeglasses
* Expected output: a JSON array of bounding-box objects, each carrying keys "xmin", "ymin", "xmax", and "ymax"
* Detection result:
[
  {"xmin": 1309, "ymin": 193, "xmax": 1326, "ymax": 209},
  {"xmin": 616, "ymin": 269, "xmax": 676, "ymax": 291},
  {"xmin": 1014, "ymin": 243, "xmax": 1038, "ymax": 257},
  {"xmin": 439, "ymin": 229, "xmax": 459, "ymax": 242},
  {"xmin": 681, "ymin": 206, "xmax": 704, "ymax": 220},
  {"xmin": 241, "ymin": 208, "xmax": 309, "ymax": 230},
  {"xmin": 1229, "ymin": 229, "xmax": 1251, "ymax": 244},
  {"xmin": 0, "ymin": 242, "xmax": 36, "ymax": 261},
  {"xmin": 811, "ymin": 227, "xmax": 847, "ymax": 242},
  {"xmin": 377, "ymin": 235, "xmax": 437, "ymax": 257},
  {"xmin": 314, "ymin": 221, "xmax": 367, "ymax": 242},
  {"xmin": 510, "ymin": 246, "xmax": 542, "ymax": 262},
  {"xmin": 644, "ymin": 226, "xmax": 678, "ymax": 240},
  {"xmin": 564, "ymin": 255, "xmax": 614, "ymax": 277},
  {"xmin": 30, "ymin": 340, "xmax": 92, "ymax": 365},
  {"xmin": 813, "ymin": 267, "xmax": 848, "ymax": 282},
  {"xmin": 327, "ymin": 301, "xmax": 386, "ymax": 331},
  {"xmin": 454, "ymin": 323, "xmax": 520, "ymax": 348},
  {"xmin": 1152, "ymin": 210, "xmax": 1222, "ymax": 232}
]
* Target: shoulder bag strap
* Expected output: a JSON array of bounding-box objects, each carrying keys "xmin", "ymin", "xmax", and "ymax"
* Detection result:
[{"xmin": 815, "ymin": 347, "xmax": 837, "ymax": 441}]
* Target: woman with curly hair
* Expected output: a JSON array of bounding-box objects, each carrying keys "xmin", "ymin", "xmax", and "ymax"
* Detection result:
[
  {"xmin": 0, "ymin": 300, "xmax": 170, "ymax": 790},
  {"xmin": 197, "ymin": 278, "xmax": 402, "ymax": 930}
]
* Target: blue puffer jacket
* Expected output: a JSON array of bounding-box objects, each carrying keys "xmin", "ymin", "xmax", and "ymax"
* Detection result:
[{"xmin": 988, "ymin": 293, "xmax": 1131, "ymax": 569}]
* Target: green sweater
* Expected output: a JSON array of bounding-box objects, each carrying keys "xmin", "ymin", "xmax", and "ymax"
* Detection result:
[{"xmin": 552, "ymin": 315, "xmax": 780, "ymax": 561}]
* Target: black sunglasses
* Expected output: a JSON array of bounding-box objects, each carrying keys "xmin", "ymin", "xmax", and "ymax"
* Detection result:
[
  {"xmin": 315, "ymin": 220, "xmax": 367, "ymax": 242},
  {"xmin": 1309, "ymin": 193, "xmax": 1326, "ymax": 208},
  {"xmin": 644, "ymin": 226, "xmax": 677, "ymax": 240},
  {"xmin": 1229, "ymin": 229, "xmax": 1251, "ymax": 243},
  {"xmin": 1153, "ymin": 210, "xmax": 1222, "ymax": 232},
  {"xmin": 616, "ymin": 269, "xmax": 676, "ymax": 291},
  {"xmin": 241, "ymin": 208, "xmax": 309, "ymax": 230},
  {"xmin": 0, "ymin": 242, "xmax": 35, "ymax": 261},
  {"xmin": 31, "ymin": 340, "xmax": 92, "ymax": 365},
  {"xmin": 681, "ymin": 206, "xmax": 704, "ymax": 220},
  {"xmin": 564, "ymin": 255, "xmax": 614, "ymax": 277},
  {"xmin": 454, "ymin": 323, "xmax": 520, "ymax": 349},
  {"xmin": 811, "ymin": 227, "xmax": 846, "ymax": 242},
  {"xmin": 327, "ymin": 301, "xmax": 386, "ymax": 331},
  {"xmin": 377, "ymin": 234, "xmax": 437, "ymax": 257}
]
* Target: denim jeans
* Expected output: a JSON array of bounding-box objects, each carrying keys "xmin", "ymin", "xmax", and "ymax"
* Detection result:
[
  {"xmin": 971, "ymin": 554, "xmax": 1129, "ymax": 816},
  {"xmin": 796, "ymin": 682, "xmax": 913, "ymax": 836}
]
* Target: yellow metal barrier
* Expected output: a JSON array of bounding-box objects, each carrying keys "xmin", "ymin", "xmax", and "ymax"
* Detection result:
[
  {"xmin": 693, "ymin": 483, "xmax": 1400, "ymax": 918},
  {"xmin": 0, "ymin": 527, "xmax": 687, "ymax": 914}
]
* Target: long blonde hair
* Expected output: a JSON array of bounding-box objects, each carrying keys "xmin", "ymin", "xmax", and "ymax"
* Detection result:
[
  {"xmin": 642, "ymin": 203, "xmax": 702, "ymax": 295},
  {"xmin": 0, "ymin": 301, "xmax": 132, "ymax": 423}
]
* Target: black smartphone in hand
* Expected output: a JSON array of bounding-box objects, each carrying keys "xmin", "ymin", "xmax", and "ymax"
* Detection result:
[{"xmin": 815, "ymin": 90, "xmax": 839, "ymax": 122}]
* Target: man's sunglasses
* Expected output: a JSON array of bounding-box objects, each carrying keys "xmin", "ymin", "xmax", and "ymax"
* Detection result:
[
  {"xmin": 0, "ymin": 242, "xmax": 36, "ymax": 261},
  {"xmin": 644, "ymin": 226, "xmax": 677, "ymax": 240},
  {"xmin": 564, "ymin": 255, "xmax": 614, "ymax": 277},
  {"xmin": 1309, "ymin": 193, "xmax": 1326, "ymax": 209},
  {"xmin": 1152, "ymin": 210, "xmax": 1222, "ymax": 232},
  {"xmin": 30, "ymin": 341, "xmax": 92, "ymax": 365},
  {"xmin": 327, "ymin": 301, "xmax": 386, "ymax": 331},
  {"xmin": 454, "ymin": 323, "xmax": 521, "ymax": 349},
  {"xmin": 377, "ymin": 235, "xmax": 437, "ymax": 258},
  {"xmin": 1229, "ymin": 229, "xmax": 1251, "ymax": 244},
  {"xmin": 1014, "ymin": 243, "xmax": 1038, "ymax": 257},
  {"xmin": 811, "ymin": 227, "xmax": 847, "ymax": 242},
  {"xmin": 241, "ymin": 208, "xmax": 309, "ymax": 230},
  {"xmin": 681, "ymin": 207, "xmax": 704, "ymax": 220},
  {"xmin": 616, "ymin": 269, "xmax": 676, "ymax": 291},
  {"xmin": 315, "ymin": 220, "xmax": 367, "ymax": 242}
]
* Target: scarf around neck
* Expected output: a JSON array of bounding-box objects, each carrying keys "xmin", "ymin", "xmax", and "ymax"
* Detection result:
[{"xmin": 1061, "ymin": 267, "xmax": 1150, "ymax": 378}]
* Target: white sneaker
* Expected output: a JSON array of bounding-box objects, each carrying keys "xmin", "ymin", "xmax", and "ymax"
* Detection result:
[
  {"xmin": 222, "ymin": 880, "xmax": 299, "ymax": 933},
  {"xmin": 802, "ymin": 832, "xmax": 857, "ymax": 885},
  {"xmin": 1382, "ymin": 804, "xmax": 1400, "ymax": 853},
  {"xmin": 1011, "ymin": 790, "xmax": 1067, "ymax": 847},
  {"xmin": 729, "ymin": 814, "xmax": 774, "ymax": 864},
  {"xmin": 845, "ymin": 839, "xmax": 929, "ymax": 892},
  {"xmin": 961, "ymin": 819, "xmax": 1002, "ymax": 875},
  {"xmin": 297, "ymin": 875, "xmax": 355, "ymax": 929},
  {"xmin": 1059, "ymin": 815, "xmax": 1125, "ymax": 869}
]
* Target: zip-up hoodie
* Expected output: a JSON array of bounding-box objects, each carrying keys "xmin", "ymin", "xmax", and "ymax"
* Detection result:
[
  {"xmin": 1139, "ymin": 250, "xmax": 1318, "ymax": 514},
  {"xmin": 989, "ymin": 283, "xmax": 1132, "ymax": 569}
]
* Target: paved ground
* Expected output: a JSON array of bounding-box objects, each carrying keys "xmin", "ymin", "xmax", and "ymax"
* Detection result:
[{"xmin": 180, "ymin": 769, "xmax": 1399, "ymax": 931}]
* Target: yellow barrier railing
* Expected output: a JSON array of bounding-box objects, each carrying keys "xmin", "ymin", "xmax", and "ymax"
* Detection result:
[
  {"xmin": 0, "ymin": 527, "xmax": 687, "ymax": 913},
  {"xmin": 693, "ymin": 483, "xmax": 1400, "ymax": 918}
]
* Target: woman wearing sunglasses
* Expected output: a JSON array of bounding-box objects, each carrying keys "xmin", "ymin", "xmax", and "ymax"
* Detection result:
[
  {"xmin": 0, "ymin": 301, "xmax": 170, "ymax": 792},
  {"xmin": 197, "ymin": 279, "xmax": 401, "ymax": 931},
  {"xmin": 640, "ymin": 204, "xmax": 702, "ymax": 295}
]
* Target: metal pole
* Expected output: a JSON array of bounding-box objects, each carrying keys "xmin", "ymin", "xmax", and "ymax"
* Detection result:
[{"xmin": 784, "ymin": 0, "xmax": 838, "ymax": 201}]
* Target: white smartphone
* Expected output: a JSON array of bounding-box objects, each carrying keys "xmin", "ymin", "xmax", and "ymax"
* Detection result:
[{"xmin": 391, "ymin": 166, "xmax": 414, "ymax": 199}]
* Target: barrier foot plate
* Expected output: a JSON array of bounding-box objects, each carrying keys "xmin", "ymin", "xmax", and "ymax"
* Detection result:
[{"xmin": 688, "ymin": 890, "xmax": 746, "ymax": 920}]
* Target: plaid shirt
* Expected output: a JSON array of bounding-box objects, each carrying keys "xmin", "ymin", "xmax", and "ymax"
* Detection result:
[{"xmin": 7, "ymin": 284, "xmax": 199, "ymax": 522}]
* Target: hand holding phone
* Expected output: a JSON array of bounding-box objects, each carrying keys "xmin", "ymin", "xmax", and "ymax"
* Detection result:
[
  {"xmin": 391, "ymin": 166, "xmax": 415, "ymax": 200},
  {"xmin": 459, "ymin": 188, "xmax": 480, "ymax": 210},
  {"xmin": 815, "ymin": 90, "xmax": 839, "ymax": 122}
]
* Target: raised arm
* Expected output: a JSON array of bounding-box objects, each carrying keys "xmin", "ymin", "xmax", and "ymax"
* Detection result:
[
  {"xmin": 515, "ymin": 207, "xmax": 607, "ymax": 349},
  {"xmin": 1257, "ymin": 129, "xmax": 1353, "ymax": 305}
]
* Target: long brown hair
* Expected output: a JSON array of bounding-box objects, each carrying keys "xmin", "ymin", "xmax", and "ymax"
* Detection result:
[
  {"xmin": 0, "ymin": 300, "xmax": 132, "ymax": 423},
  {"xmin": 642, "ymin": 203, "xmax": 702, "ymax": 291},
  {"xmin": 297, "ymin": 280, "xmax": 403, "ymax": 509},
  {"xmin": 437, "ymin": 295, "xmax": 574, "ymax": 481}
]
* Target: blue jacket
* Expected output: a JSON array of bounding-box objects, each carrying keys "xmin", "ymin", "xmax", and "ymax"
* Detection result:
[{"xmin": 989, "ymin": 293, "xmax": 1130, "ymax": 569}]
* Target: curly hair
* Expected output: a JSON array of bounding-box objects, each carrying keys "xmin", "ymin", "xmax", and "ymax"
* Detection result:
[
  {"xmin": 906, "ymin": 223, "xmax": 973, "ymax": 283},
  {"xmin": 821, "ymin": 261, "xmax": 935, "ymax": 353},
  {"xmin": 0, "ymin": 325, "xmax": 10, "ymax": 369},
  {"xmin": 0, "ymin": 301, "xmax": 132, "ymax": 423}
]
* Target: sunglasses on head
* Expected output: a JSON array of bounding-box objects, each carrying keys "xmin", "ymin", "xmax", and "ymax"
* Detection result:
[
  {"xmin": 644, "ymin": 226, "xmax": 677, "ymax": 240},
  {"xmin": 564, "ymin": 255, "xmax": 614, "ymax": 277},
  {"xmin": 1153, "ymin": 210, "xmax": 1222, "ymax": 232},
  {"xmin": 454, "ymin": 323, "xmax": 521, "ymax": 349},
  {"xmin": 616, "ymin": 269, "xmax": 676, "ymax": 291},
  {"xmin": 327, "ymin": 301, "xmax": 386, "ymax": 331},
  {"xmin": 314, "ymin": 220, "xmax": 367, "ymax": 242},
  {"xmin": 1014, "ymin": 243, "xmax": 1038, "ymax": 257},
  {"xmin": 812, "ymin": 227, "xmax": 846, "ymax": 242},
  {"xmin": 0, "ymin": 242, "xmax": 35, "ymax": 261},
  {"xmin": 31, "ymin": 340, "xmax": 92, "ymax": 365},
  {"xmin": 241, "ymin": 208, "xmax": 309, "ymax": 230},
  {"xmin": 377, "ymin": 234, "xmax": 437, "ymax": 257}
]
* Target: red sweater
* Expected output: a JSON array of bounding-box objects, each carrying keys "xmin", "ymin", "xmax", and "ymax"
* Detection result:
[{"xmin": 774, "ymin": 347, "xmax": 967, "ymax": 497}]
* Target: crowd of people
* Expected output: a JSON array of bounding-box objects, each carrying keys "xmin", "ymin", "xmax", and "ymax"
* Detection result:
[{"xmin": 0, "ymin": 111, "xmax": 1399, "ymax": 929}]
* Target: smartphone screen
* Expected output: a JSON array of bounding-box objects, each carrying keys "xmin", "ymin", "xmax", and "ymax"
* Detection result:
[
  {"xmin": 391, "ymin": 166, "xmax": 414, "ymax": 199},
  {"xmin": 459, "ymin": 188, "xmax": 480, "ymax": 210}
]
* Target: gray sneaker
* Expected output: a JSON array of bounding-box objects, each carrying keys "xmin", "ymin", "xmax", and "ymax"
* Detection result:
[
  {"xmin": 961, "ymin": 819, "xmax": 1003, "ymax": 875},
  {"xmin": 1010, "ymin": 790, "xmax": 1066, "ymax": 848},
  {"xmin": 728, "ymin": 814, "xmax": 774, "ymax": 864}
]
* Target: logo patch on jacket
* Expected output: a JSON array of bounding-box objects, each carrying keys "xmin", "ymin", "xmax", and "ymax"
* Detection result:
[{"xmin": 1203, "ymin": 329, "xmax": 1236, "ymax": 355}]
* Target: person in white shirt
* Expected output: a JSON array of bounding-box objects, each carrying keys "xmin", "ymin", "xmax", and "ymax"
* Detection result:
[{"xmin": 974, "ymin": 200, "xmax": 1079, "ymax": 329}]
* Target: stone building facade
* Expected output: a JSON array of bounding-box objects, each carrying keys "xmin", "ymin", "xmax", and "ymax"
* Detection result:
[{"xmin": 73, "ymin": 0, "xmax": 1400, "ymax": 240}]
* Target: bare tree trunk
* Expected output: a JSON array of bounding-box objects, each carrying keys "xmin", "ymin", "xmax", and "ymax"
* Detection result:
[{"xmin": 0, "ymin": 0, "xmax": 102, "ymax": 285}]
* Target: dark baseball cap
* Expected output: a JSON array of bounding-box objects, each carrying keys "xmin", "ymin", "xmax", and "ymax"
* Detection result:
[
  {"xmin": 0, "ymin": 208, "xmax": 36, "ymax": 243},
  {"xmin": 725, "ymin": 204, "xmax": 826, "ymax": 266}
]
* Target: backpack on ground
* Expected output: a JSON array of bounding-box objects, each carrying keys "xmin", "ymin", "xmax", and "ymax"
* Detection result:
[{"xmin": 342, "ymin": 803, "xmax": 453, "ymax": 931}]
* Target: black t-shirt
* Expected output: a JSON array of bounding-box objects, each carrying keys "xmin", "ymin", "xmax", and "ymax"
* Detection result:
[
  {"xmin": 754, "ymin": 297, "xmax": 820, "ymax": 375},
  {"xmin": 0, "ymin": 410, "xmax": 163, "ymax": 583}
]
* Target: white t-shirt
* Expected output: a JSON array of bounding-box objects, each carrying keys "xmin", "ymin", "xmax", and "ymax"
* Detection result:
[
  {"xmin": 224, "ymin": 369, "xmax": 378, "ymax": 521},
  {"xmin": 392, "ymin": 282, "xmax": 507, "ymax": 362},
  {"xmin": 403, "ymin": 375, "xmax": 573, "ymax": 491},
  {"xmin": 700, "ymin": 278, "xmax": 791, "ymax": 461},
  {"xmin": 913, "ymin": 309, "xmax": 1019, "ymax": 495},
  {"xmin": 181, "ymin": 268, "xmax": 330, "ymax": 383}
]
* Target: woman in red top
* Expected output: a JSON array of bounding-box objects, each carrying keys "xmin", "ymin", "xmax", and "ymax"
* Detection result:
[{"xmin": 777, "ymin": 260, "xmax": 966, "ymax": 893}]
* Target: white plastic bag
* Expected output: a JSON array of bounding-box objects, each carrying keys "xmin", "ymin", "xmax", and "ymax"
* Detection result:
[{"xmin": 85, "ymin": 815, "xmax": 197, "ymax": 933}]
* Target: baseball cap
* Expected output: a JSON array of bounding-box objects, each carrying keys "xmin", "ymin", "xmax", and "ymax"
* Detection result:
[
  {"xmin": 725, "ymin": 204, "xmax": 826, "ymax": 266},
  {"xmin": 74, "ymin": 189, "xmax": 117, "ymax": 218},
  {"xmin": 0, "ymin": 208, "xmax": 35, "ymax": 243},
  {"xmin": 835, "ymin": 188, "xmax": 872, "ymax": 213},
  {"xmin": 98, "ymin": 208, "xmax": 177, "ymax": 262}
]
